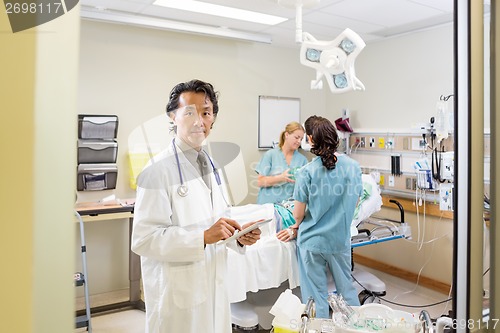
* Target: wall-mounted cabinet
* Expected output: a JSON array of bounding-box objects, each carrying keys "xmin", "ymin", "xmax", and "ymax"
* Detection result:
[{"xmin": 77, "ymin": 115, "xmax": 119, "ymax": 191}]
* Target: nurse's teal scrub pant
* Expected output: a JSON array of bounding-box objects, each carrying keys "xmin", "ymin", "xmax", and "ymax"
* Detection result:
[{"xmin": 297, "ymin": 247, "xmax": 360, "ymax": 318}]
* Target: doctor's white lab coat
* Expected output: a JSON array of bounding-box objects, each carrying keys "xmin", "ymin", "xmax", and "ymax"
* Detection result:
[{"xmin": 131, "ymin": 143, "xmax": 242, "ymax": 333}]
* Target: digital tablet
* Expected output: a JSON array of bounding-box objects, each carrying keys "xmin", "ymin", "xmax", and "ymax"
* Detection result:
[{"xmin": 218, "ymin": 218, "xmax": 272, "ymax": 245}]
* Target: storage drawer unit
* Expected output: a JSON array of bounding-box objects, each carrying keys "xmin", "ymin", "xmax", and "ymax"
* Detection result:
[
  {"xmin": 77, "ymin": 163, "xmax": 118, "ymax": 191},
  {"xmin": 78, "ymin": 139, "xmax": 118, "ymax": 164},
  {"xmin": 78, "ymin": 115, "xmax": 118, "ymax": 139}
]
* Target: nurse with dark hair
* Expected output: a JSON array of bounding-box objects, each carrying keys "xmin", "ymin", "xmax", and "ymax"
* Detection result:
[{"xmin": 277, "ymin": 115, "xmax": 363, "ymax": 318}]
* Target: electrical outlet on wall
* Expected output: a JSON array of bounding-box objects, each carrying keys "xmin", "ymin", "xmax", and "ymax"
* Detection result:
[
  {"xmin": 369, "ymin": 137, "xmax": 375, "ymax": 148},
  {"xmin": 386, "ymin": 137, "xmax": 394, "ymax": 149},
  {"xmin": 403, "ymin": 137, "xmax": 410, "ymax": 150},
  {"xmin": 411, "ymin": 137, "xmax": 426, "ymax": 150},
  {"xmin": 378, "ymin": 137, "xmax": 385, "ymax": 149},
  {"xmin": 405, "ymin": 178, "xmax": 412, "ymax": 190},
  {"xmin": 405, "ymin": 177, "xmax": 417, "ymax": 190},
  {"xmin": 339, "ymin": 138, "xmax": 347, "ymax": 153}
]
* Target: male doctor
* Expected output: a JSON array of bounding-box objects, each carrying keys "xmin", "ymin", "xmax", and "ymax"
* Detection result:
[{"xmin": 131, "ymin": 79, "xmax": 261, "ymax": 333}]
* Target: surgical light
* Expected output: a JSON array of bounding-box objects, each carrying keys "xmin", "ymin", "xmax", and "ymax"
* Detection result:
[
  {"xmin": 334, "ymin": 73, "xmax": 347, "ymax": 89},
  {"xmin": 279, "ymin": 0, "xmax": 366, "ymax": 94},
  {"xmin": 340, "ymin": 39, "xmax": 356, "ymax": 54},
  {"xmin": 299, "ymin": 29, "xmax": 365, "ymax": 93},
  {"xmin": 306, "ymin": 48, "xmax": 321, "ymax": 62}
]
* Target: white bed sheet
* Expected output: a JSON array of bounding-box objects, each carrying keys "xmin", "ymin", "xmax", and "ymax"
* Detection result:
[
  {"xmin": 225, "ymin": 177, "xmax": 383, "ymax": 304},
  {"xmin": 226, "ymin": 203, "xmax": 300, "ymax": 303}
]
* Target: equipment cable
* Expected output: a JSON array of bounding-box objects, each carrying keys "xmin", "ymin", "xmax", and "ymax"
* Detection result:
[
  {"xmin": 351, "ymin": 266, "xmax": 491, "ymax": 310},
  {"xmin": 351, "ymin": 274, "xmax": 452, "ymax": 308}
]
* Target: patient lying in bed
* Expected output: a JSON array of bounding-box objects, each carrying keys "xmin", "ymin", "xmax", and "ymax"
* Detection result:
[{"xmin": 274, "ymin": 173, "xmax": 382, "ymax": 235}]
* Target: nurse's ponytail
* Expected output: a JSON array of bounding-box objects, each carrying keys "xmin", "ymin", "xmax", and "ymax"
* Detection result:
[{"xmin": 304, "ymin": 116, "xmax": 339, "ymax": 170}]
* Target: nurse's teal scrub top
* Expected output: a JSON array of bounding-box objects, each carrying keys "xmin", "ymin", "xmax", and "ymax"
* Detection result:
[
  {"xmin": 255, "ymin": 148, "xmax": 308, "ymax": 204},
  {"xmin": 293, "ymin": 154, "xmax": 363, "ymax": 254}
]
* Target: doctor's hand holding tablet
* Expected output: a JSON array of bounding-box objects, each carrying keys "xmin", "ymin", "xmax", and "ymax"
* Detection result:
[{"xmin": 204, "ymin": 218, "xmax": 270, "ymax": 246}]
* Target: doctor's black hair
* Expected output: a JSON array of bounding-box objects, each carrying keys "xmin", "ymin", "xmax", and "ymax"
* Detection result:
[
  {"xmin": 166, "ymin": 79, "xmax": 220, "ymax": 117},
  {"xmin": 304, "ymin": 115, "xmax": 339, "ymax": 170}
]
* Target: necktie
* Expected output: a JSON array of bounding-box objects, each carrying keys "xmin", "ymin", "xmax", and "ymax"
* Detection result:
[{"xmin": 197, "ymin": 151, "xmax": 211, "ymax": 188}]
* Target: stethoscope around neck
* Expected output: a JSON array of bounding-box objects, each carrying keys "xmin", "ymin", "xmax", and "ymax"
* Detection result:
[{"xmin": 172, "ymin": 138, "xmax": 221, "ymax": 197}]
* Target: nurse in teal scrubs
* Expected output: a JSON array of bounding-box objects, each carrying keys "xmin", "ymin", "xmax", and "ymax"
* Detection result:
[
  {"xmin": 277, "ymin": 115, "xmax": 363, "ymax": 318},
  {"xmin": 255, "ymin": 121, "xmax": 308, "ymax": 204}
]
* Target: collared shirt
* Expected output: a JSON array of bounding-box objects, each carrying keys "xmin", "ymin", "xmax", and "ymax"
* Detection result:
[{"xmin": 175, "ymin": 137, "xmax": 203, "ymax": 177}]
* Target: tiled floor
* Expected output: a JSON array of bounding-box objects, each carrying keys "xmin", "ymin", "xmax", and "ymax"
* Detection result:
[
  {"xmin": 75, "ymin": 264, "xmax": 453, "ymax": 333},
  {"xmin": 357, "ymin": 265, "xmax": 453, "ymax": 319}
]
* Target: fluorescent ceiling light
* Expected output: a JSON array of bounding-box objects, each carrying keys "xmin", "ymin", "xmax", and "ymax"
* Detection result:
[
  {"xmin": 153, "ymin": 0, "xmax": 287, "ymax": 25},
  {"xmin": 80, "ymin": 8, "xmax": 273, "ymax": 44}
]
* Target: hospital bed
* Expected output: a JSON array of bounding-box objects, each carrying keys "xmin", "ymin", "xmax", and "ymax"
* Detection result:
[
  {"xmin": 337, "ymin": 199, "xmax": 410, "ymax": 305},
  {"xmin": 227, "ymin": 175, "xmax": 411, "ymax": 331}
]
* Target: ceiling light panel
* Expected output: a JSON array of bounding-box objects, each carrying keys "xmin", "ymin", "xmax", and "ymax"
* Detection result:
[
  {"xmin": 139, "ymin": 7, "xmax": 274, "ymax": 33},
  {"xmin": 153, "ymin": 0, "xmax": 288, "ymax": 25},
  {"xmin": 81, "ymin": 0, "xmax": 148, "ymax": 12},
  {"xmin": 80, "ymin": 8, "xmax": 273, "ymax": 43}
]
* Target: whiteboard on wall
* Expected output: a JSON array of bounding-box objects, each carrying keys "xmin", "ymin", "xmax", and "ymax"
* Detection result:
[{"xmin": 258, "ymin": 96, "xmax": 300, "ymax": 149}]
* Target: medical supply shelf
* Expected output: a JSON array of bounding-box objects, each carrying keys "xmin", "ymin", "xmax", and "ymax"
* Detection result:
[{"xmin": 75, "ymin": 201, "xmax": 144, "ymax": 316}]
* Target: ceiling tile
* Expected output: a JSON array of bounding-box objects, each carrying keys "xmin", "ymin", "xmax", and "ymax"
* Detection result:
[
  {"xmin": 410, "ymin": 0, "xmax": 453, "ymax": 12},
  {"xmin": 319, "ymin": 0, "xmax": 447, "ymax": 27},
  {"xmin": 303, "ymin": 11, "xmax": 385, "ymax": 33},
  {"xmin": 79, "ymin": 0, "xmax": 456, "ymax": 48}
]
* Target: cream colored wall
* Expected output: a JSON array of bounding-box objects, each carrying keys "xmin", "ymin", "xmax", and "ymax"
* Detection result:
[
  {"xmin": 76, "ymin": 20, "xmax": 457, "ymax": 295},
  {"xmin": 356, "ymin": 208, "xmax": 454, "ymax": 286},
  {"xmin": 0, "ymin": 5, "xmax": 79, "ymax": 333},
  {"xmin": 337, "ymin": 25, "xmax": 455, "ymax": 288},
  {"xmin": 328, "ymin": 25, "xmax": 454, "ymax": 132},
  {"xmin": 76, "ymin": 20, "xmax": 327, "ymax": 294},
  {"xmin": 33, "ymin": 10, "xmax": 81, "ymax": 331},
  {"xmin": 77, "ymin": 20, "xmax": 326, "ymax": 205}
]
